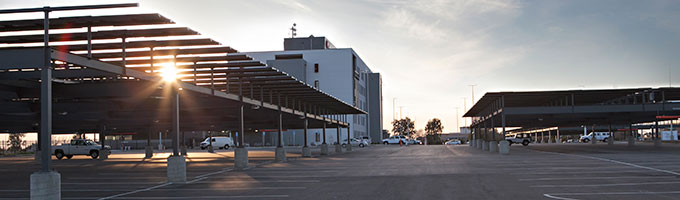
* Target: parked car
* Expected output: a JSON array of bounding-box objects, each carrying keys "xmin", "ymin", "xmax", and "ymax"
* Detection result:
[
  {"xmin": 341, "ymin": 138, "xmax": 369, "ymax": 148},
  {"xmin": 382, "ymin": 135, "xmax": 408, "ymax": 144},
  {"xmin": 52, "ymin": 139, "xmax": 110, "ymax": 160},
  {"xmin": 407, "ymin": 139, "xmax": 422, "ymax": 145},
  {"xmin": 360, "ymin": 136, "xmax": 371, "ymax": 144},
  {"xmin": 580, "ymin": 132, "xmax": 610, "ymax": 143},
  {"xmin": 445, "ymin": 140, "xmax": 462, "ymax": 145},
  {"xmin": 506, "ymin": 135, "xmax": 531, "ymax": 146},
  {"xmin": 200, "ymin": 136, "xmax": 235, "ymax": 150}
]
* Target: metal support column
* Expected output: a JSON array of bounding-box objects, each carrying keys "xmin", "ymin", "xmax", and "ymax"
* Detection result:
[
  {"xmin": 171, "ymin": 85, "xmax": 180, "ymax": 156},
  {"xmin": 322, "ymin": 121, "xmax": 327, "ymax": 144},
  {"xmin": 303, "ymin": 119, "xmax": 309, "ymax": 147},
  {"xmin": 40, "ymin": 9, "xmax": 52, "ymax": 172}
]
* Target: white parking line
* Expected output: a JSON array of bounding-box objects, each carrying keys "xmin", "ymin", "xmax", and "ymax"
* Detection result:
[
  {"xmin": 0, "ymin": 187, "xmax": 306, "ymax": 193},
  {"xmin": 531, "ymin": 181, "xmax": 680, "ymax": 188},
  {"xmin": 98, "ymin": 182, "xmax": 172, "ymax": 200},
  {"xmin": 543, "ymin": 194, "xmax": 578, "ymax": 200},
  {"xmin": 64, "ymin": 182, "xmax": 166, "ymax": 185},
  {"xmin": 544, "ymin": 191, "xmax": 680, "ymax": 200},
  {"xmin": 520, "ymin": 176, "xmax": 677, "ymax": 181},
  {"xmin": 511, "ymin": 170, "xmax": 664, "ymax": 175},
  {"xmin": 194, "ymin": 180, "xmax": 320, "ymax": 183},
  {"xmin": 527, "ymin": 149, "xmax": 680, "ymax": 176},
  {"xmin": 75, "ymin": 195, "xmax": 289, "ymax": 199}
]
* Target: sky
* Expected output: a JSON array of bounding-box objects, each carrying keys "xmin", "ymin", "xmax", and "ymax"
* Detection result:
[{"xmin": 1, "ymin": 0, "xmax": 679, "ymax": 133}]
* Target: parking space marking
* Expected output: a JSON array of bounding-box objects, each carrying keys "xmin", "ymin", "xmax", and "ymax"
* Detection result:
[
  {"xmin": 74, "ymin": 195, "xmax": 289, "ymax": 199},
  {"xmin": 543, "ymin": 194, "xmax": 579, "ymax": 200},
  {"xmin": 544, "ymin": 191, "xmax": 680, "ymax": 200},
  {"xmin": 520, "ymin": 175, "xmax": 677, "ymax": 181},
  {"xmin": 64, "ymin": 182, "xmax": 166, "ymax": 185},
  {"xmin": 511, "ymin": 170, "xmax": 663, "ymax": 175},
  {"xmin": 531, "ymin": 181, "xmax": 680, "ymax": 188},
  {"xmin": 193, "ymin": 180, "xmax": 321, "ymax": 183},
  {"xmin": 98, "ymin": 182, "xmax": 172, "ymax": 200},
  {"xmin": 528, "ymin": 149, "xmax": 680, "ymax": 176}
]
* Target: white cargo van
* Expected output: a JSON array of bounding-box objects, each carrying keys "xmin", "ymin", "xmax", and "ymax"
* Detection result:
[
  {"xmin": 200, "ymin": 136, "xmax": 235, "ymax": 150},
  {"xmin": 580, "ymin": 132, "xmax": 610, "ymax": 143}
]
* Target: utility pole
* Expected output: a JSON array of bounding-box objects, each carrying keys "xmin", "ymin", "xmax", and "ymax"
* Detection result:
[
  {"xmin": 468, "ymin": 84, "xmax": 477, "ymax": 104},
  {"xmin": 393, "ymin": 98, "xmax": 397, "ymax": 121},
  {"xmin": 456, "ymin": 107, "xmax": 460, "ymax": 132},
  {"xmin": 399, "ymin": 106, "xmax": 405, "ymax": 119},
  {"xmin": 461, "ymin": 97, "xmax": 467, "ymax": 126}
]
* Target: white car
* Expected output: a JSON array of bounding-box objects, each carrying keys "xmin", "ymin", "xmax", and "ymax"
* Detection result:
[
  {"xmin": 200, "ymin": 136, "xmax": 235, "ymax": 150},
  {"xmin": 52, "ymin": 139, "xmax": 109, "ymax": 160},
  {"xmin": 580, "ymin": 132, "xmax": 610, "ymax": 143},
  {"xmin": 382, "ymin": 135, "xmax": 408, "ymax": 144},
  {"xmin": 341, "ymin": 138, "xmax": 369, "ymax": 148},
  {"xmin": 445, "ymin": 140, "xmax": 461, "ymax": 145}
]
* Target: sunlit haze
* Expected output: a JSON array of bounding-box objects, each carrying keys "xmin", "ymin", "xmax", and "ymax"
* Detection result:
[{"xmin": 1, "ymin": 0, "xmax": 679, "ymax": 132}]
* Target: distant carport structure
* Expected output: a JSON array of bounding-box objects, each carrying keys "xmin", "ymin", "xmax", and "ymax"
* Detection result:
[
  {"xmin": 0, "ymin": 3, "xmax": 364, "ymax": 199},
  {"xmin": 463, "ymin": 87, "xmax": 680, "ymax": 155}
]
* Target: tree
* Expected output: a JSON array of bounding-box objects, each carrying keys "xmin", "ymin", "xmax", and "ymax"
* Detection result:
[
  {"xmin": 425, "ymin": 118, "xmax": 444, "ymax": 144},
  {"xmin": 391, "ymin": 117, "xmax": 415, "ymax": 138},
  {"xmin": 8, "ymin": 133, "xmax": 25, "ymax": 152},
  {"xmin": 425, "ymin": 118, "xmax": 444, "ymax": 135}
]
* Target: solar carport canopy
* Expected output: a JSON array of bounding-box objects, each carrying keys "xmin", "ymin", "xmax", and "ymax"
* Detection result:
[
  {"xmin": 0, "ymin": 5, "xmax": 364, "ymax": 133},
  {"xmin": 463, "ymin": 88, "xmax": 680, "ymax": 129}
]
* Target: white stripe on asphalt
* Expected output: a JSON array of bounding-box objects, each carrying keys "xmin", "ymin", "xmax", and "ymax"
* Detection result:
[
  {"xmin": 0, "ymin": 187, "xmax": 306, "ymax": 193},
  {"xmin": 75, "ymin": 195, "xmax": 288, "ymax": 199},
  {"xmin": 531, "ymin": 181, "xmax": 680, "ymax": 188},
  {"xmin": 548, "ymin": 191, "xmax": 680, "ymax": 196},
  {"xmin": 527, "ymin": 149, "xmax": 680, "ymax": 176},
  {"xmin": 543, "ymin": 194, "xmax": 579, "ymax": 200},
  {"xmin": 520, "ymin": 176, "xmax": 677, "ymax": 181}
]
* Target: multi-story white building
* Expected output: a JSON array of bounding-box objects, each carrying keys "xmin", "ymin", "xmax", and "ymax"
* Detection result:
[{"xmin": 245, "ymin": 36, "xmax": 383, "ymax": 145}]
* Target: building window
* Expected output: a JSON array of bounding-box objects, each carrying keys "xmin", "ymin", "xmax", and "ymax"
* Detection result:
[
  {"xmin": 314, "ymin": 80, "xmax": 319, "ymax": 88},
  {"xmin": 314, "ymin": 63, "xmax": 319, "ymax": 73}
]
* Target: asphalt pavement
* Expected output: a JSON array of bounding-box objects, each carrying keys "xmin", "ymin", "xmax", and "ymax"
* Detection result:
[{"xmin": 2, "ymin": 143, "xmax": 680, "ymax": 199}]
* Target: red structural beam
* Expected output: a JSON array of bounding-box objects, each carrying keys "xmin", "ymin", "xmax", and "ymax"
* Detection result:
[{"xmin": 656, "ymin": 116, "xmax": 680, "ymax": 119}]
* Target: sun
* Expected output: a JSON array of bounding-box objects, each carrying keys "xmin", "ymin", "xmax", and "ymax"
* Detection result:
[{"xmin": 159, "ymin": 63, "xmax": 178, "ymax": 82}]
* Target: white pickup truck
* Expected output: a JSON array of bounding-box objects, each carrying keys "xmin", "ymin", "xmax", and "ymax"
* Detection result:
[
  {"xmin": 52, "ymin": 139, "xmax": 109, "ymax": 160},
  {"xmin": 382, "ymin": 135, "xmax": 408, "ymax": 144}
]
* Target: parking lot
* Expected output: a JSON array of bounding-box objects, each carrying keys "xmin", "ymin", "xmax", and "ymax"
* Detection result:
[{"xmin": 2, "ymin": 143, "xmax": 680, "ymax": 199}]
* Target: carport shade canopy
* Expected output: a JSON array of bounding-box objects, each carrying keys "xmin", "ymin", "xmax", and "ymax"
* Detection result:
[
  {"xmin": 0, "ymin": 4, "xmax": 364, "ymax": 134},
  {"xmin": 463, "ymin": 88, "xmax": 680, "ymax": 130}
]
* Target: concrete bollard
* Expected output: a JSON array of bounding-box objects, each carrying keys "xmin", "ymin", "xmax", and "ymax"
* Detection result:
[
  {"xmin": 145, "ymin": 146, "xmax": 153, "ymax": 158},
  {"xmin": 498, "ymin": 140, "xmax": 509, "ymax": 155},
  {"xmin": 208, "ymin": 145, "xmax": 214, "ymax": 153},
  {"xmin": 234, "ymin": 147, "xmax": 248, "ymax": 169},
  {"xmin": 608, "ymin": 138, "xmax": 614, "ymax": 145},
  {"xmin": 99, "ymin": 149, "xmax": 109, "ymax": 160},
  {"xmin": 167, "ymin": 155, "xmax": 186, "ymax": 183},
  {"xmin": 274, "ymin": 147, "xmax": 286, "ymax": 162},
  {"xmin": 476, "ymin": 140, "xmax": 483, "ymax": 149},
  {"xmin": 654, "ymin": 138, "xmax": 662, "ymax": 147},
  {"xmin": 335, "ymin": 144, "xmax": 342, "ymax": 153},
  {"xmin": 482, "ymin": 141, "xmax": 489, "ymax": 151},
  {"xmin": 488, "ymin": 141, "xmax": 498, "ymax": 152},
  {"xmin": 346, "ymin": 143, "xmax": 352, "ymax": 152},
  {"xmin": 320, "ymin": 143, "xmax": 329, "ymax": 155},
  {"xmin": 469, "ymin": 139, "xmax": 474, "ymax": 147},
  {"xmin": 302, "ymin": 146, "xmax": 312, "ymax": 157},
  {"xmin": 30, "ymin": 171, "xmax": 60, "ymax": 200}
]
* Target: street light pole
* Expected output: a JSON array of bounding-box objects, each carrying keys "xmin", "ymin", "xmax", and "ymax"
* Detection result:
[{"xmin": 468, "ymin": 84, "xmax": 477, "ymax": 104}]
